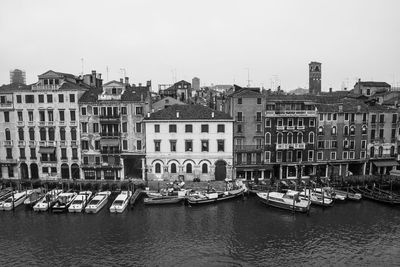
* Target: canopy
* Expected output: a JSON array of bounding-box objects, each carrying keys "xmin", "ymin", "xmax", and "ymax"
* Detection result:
[
  {"xmin": 373, "ymin": 160, "xmax": 399, "ymax": 167},
  {"xmin": 38, "ymin": 147, "xmax": 55, "ymax": 154}
]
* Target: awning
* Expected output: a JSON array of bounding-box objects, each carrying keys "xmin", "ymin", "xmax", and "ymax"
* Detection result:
[
  {"xmin": 373, "ymin": 160, "xmax": 399, "ymax": 167},
  {"xmin": 390, "ymin": 169, "xmax": 400, "ymax": 177},
  {"xmin": 38, "ymin": 147, "xmax": 55, "ymax": 154}
]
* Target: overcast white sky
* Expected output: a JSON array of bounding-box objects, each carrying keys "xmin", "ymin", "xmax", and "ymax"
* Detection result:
[{"xmin": 1, "ymin": 0, "xmax": 399, "ymax": 91}]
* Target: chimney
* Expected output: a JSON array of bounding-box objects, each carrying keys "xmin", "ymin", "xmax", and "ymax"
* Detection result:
[
  {"xmin": 329, "ymin": 88, "xmax": 332, "ymax": 93},
  {"xmin": 176, "ymin": 111, "xmax": 179, "ymax": 118},
  {"xmin": 211, "ymin": 112, "xmax": 215, "ymax": 118},
  {"xmin": 357, "ymin": 105, "xmax": 361, "ymax": 112},
  {"xmin": 120, "ymin": 78, "xmax": 123, "ymax": 83},
  {"xmin": 92, "ymin": 70, "xmax": 96, "ymax": 76},
  {"xmin": 125, "ymin": 77, "xmax": 129, "ymax": 85},
  {"xmin": 147, "ymin": 80, "xmax": 151, "ymax": 88},
  {"xmin": 139, "ymin": 83, "xmax": 142, "ymax": 87},
  {"xmin": 339, "ymin": 105, "xmax": 343, "ymax": 112}
]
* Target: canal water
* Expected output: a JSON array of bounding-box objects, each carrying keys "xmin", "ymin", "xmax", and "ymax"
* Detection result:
[{"xmin": 0, "ymin": 196, "xmax": 399, "ymax": 266}]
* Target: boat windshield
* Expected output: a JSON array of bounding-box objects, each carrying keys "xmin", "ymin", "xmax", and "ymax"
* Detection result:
[
  {"xmin": 72, "ymin": 200, "xmax": 83, "ymax": 205},
  {"xmin": 89, "ymin": 199, "xmax": 100, "ymax": 205},
  {"xmin": 113, "ymin": 200, "xmax": 124, "ymax": 206},
  {"xmin": 4, "ymin": 198, "xmax": 12, "ymax": 203}
]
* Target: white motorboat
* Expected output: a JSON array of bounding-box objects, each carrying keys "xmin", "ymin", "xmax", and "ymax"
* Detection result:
[
  {"xmin": 33, "ymin": 189, "xmax": 63, "ymax": 212},
  {"xmin": 85, "ymin": 191, "xmax": 111, "ymax": 214},
  {"xmin": 68, "ymin": 191, "xmax": 93, "ymax": 213},
  {"xmin": 24, "ymin": 189, "xmax": 44, "ymax": 207},
  {"xmin": 0, "ymin": 191, "xmax": 29, "ymax": 211},
  {"xmin": 256, "ymin": 190, "xmax": 311, "ymax": 213},
  {"xmin": 333, "ymin": 189, "xmax": 362, "ymax": 201},
  {"xmin": 315, "ymin": 187, "xmax": 346, "ymax": 201},
  {"xmin": 109, "ymin": 191, "xmax": 131, "ymax": 213},
  {"xmin": 300, "ymin": 189, "xmax": 334, "ymax": 207},
  {"xmin": 52, "ymin": 192, "xmax": 77, "ymax": 213}
]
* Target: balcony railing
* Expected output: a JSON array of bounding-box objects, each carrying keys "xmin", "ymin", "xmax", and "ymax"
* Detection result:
[
  {"xmin": 101, "ymin": 149, "xmax": 121, "ymax": 154},
  {"xmin": 0, "ymin": 102, "xmax": 13, "ymax": 109},
  {"xmin": 100, "ymin": 114, "xmax": 120, "ymax": 120},
  {"xmin": 235, "ymin": 116, "xmax": 245, "ymax": 122},
  {"xmin": 277, "ymin": 126, "xmax": 285, "ymax": 130},
  {"xmin": 29, "ymin": 141, "xmax": 36, "ymax": 147},
  {"xmin": 293, "ymin": 143, "xmax": 306, "ymax": 149},
  {"xmin": 18, "ymin": 141, "xmax": 25, "ymax": 146},
  {"xmin": 265, "ymin": 110, "xmax": 317, "ymax": 117},
  {"xmin": 100, "ymin": 132, "xmax": 120, "ymax": 138},
  {"xmin": 3, "ymin": 140, "xmax": 13, "ymax": 146},
  {"xmin": 234, "ymin": 145, "xmax": 264, "ymax": 151},
  {"xmin": 297, "ymin": 125, "xmax": 305, "ymax": 130}
]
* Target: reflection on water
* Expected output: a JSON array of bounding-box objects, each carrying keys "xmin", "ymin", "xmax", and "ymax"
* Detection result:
[{"xmin": 0, "ymin": 197, "xmax": 399, "ymax": 266}]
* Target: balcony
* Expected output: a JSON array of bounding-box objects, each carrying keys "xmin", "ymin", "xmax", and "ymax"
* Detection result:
[
  {"xmin": 101, "ymin": 149, "xmax": 121, "ymax": 154},
  {"xmin": 277, "ymin": 126, "xmax": 285, "ymax": 130},
  {"xmin": 18, "ymin": 141, "xmax": 25, "ymax": 146},
  {"xmin": 0, "ymin": 158, "xmax": 17, "ymax": 164},
  {"xmin": 100, "ymin": 114, "xmax": 120, "ymax": 122},
  {"xmin": 71, "ymin": 141, "xmax": 79, "ymax": 147},
  {"xmin": 101, "ymin": 132, "xmax": 120, "ymax": 138},
  {"xmin": 3, "ymin": 140, "xmax": 13, "ymax": 146},
  {"xmin": 297, "ymin": 125, "xmax": 305, "ymax": 130},
  {"xmin": 293, "ymin": 143, "xmax": 306, "ymax": 149},
  {"xmin": 235, "ymin": 160, "xmax": 263, "ymax": 166},
  {"xmin": 276, "ymin": 144, "xmax": 290, "ymax": 150},
  {"xmin": 47, "ymin": 121, "xmax": 54, "ymax": 126},
  {"xmin": 59, "ymin": 141, "xmax": 67, "ymax": 147},
  {"xmin": 0, "ymin": 102, "xmax": 13, "ymax": 109},
  {"xmin": 287, "ymin": 125, "xmax": 295, "ymax": 130},
  {"xmin": 265, "ymin": 110, "xmax": 317, "ymax": 117},
  {"xmin": 47, "ymin": 141, "xmax": 56, "ymax": 146},
  {"xmin": 39, "ymin": 141, "xmax": 46, "ymax": 146},
  {"xmin": 234, "ymin": 145, "xmax": 264, "ymax": 152},
  {"xmin": 235, "ymin": 116, "xmax": 245, "ymax": 122},
  {"xmin": 29, "ymin": 141, "xmax": 36, "ymax": 147},
  {"xmin": 17, "ymin": 121, "xmax": 24, "ymax": 126}
]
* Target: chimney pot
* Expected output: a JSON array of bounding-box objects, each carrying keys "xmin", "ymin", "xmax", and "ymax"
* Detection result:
[
  {"xmin": 125, "ymin": 77, "xmax": 129, "ymax": 85},
  {"xmin": 329, "ymin": 88, "xmax": 332, "ymax": 93}
]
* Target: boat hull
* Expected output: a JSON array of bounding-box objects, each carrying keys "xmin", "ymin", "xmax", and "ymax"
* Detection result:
[
  {"xmin": 258, "ymin": 196, "xmax": 310, "ymax": 213},
  {"xmin": 187, "ymin": 189, "xmax": 244, "ymax": 205},
  {"xmin": 144, "ymin": 196, "xmax": 184, "ymax": 205},
  {"xmin": 86, "ymin": 199, "xmax": 108, "ymax": 214}
]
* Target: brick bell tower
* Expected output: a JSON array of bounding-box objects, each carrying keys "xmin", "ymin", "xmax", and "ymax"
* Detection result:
[{"xmin": 309, "ymin": 61, "xmax": 321, "ymax": 95}]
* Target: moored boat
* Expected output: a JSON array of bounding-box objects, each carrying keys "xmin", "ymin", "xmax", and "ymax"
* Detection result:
[
  {"xmin": 0, "ymin": 191, "xmax": 29, "ymax": 211},
  {"xmin": 24, "ymin": 189, "xmax": 45, "ymax": 207},
  {"xmin": 315, "ymin": 187, "xmax": 346, "ymax": 201},
  {"xmin": 353, "ymin": 187, "xmax": 400, "ymax": 205},
  {"xmin": 333, "ymin": 189, "xmax": 362, "ymax": 201},
  {"xmin": 68, "ymin": 191, "xmax": 93, "ymax": 213},
  {"xmin": 109, "ymin": 191, "xmax": 131, "ymax": 213},
  {"xmin": 144, "ymin": 195, "xmax": 184, "ymax": 205},
  {"xmin": 187, "ymin": 186, "xmax": 245, "ymax": 205},
  {"xmin": 85, "ymin": 191, "xmax": 111, "ymax": 214},
  {"xmin": 300, "ymin": 189, "xmax": 334, "ymax": 207},
  {"xmin": 257, "ymin": 190, "xmax": 311, "ymax": 213},
  {"xmin": 33, "ymin": 189, "xmax": 63, "ymax": 212},
  {"xmin": 52, "ymin": 192, "xmax": 77, "ymax": 213}
]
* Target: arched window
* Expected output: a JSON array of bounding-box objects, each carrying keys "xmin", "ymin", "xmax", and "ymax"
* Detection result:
[
  {"xmin": 350, "ymin": 125, "xmax": 355, "ymax": 135},
  {"xmin": 171, "ymin": 163, "xmax": 177, "ymax": 173},
  {"xmin": 378, "ymin": 146, "xmax": 383, "ymax": 157},
  {"xmin": 29, "ymin": 127, "xmax": 35, "ymax": 141},
  {"xmin": 309, "ymin": 132, "xmax": 314, "ymax": 143},
  {"xmin": 71, "ymin": 127, "xmax": 76, "ymax": 140},
  {"xmin": 18, "ymin": 128, "xmax": 24, "ymax": 141},
  {"xmin": 5, "ymin": 128, "xmax": 10, "ymax": 140},
  {"xmin": 287, "ymin": 132, "xmax": 293, "ymax": 144},
  {"xmin": 318, "ymin": 126, "xmax": 324, "ymax": 135},
  {"xmin": 48, "ymin": 128, "xmax": 55, "ymax": 141},
  {"xmin": 331, "ymin": 126, "xmax": 337, "ymax": 135},
  {"xmin": 60, "ymin": 127, "xmax": 66, "ymax": 141},
  {"xmin": 202, "ymin": 163, "xmax": 208, "ymax": 174},
  {"xmin": 370, "ymin": 146, "xmax": 375, "ymax": 157},
  {"xmin": 265, "ymin": 133, "xmax": 271, "ymax": 144},
  {"xmin": 277, "ymin": 133, "xmax": 283, "ymax": 144},
  {"xmin": 40, "ymin": 128, "xmax": 46, "ymax": 141},
  {"xmin": 186, "ymin": 163, "xmax": 192, "ymax": 173},
  {"xmin": 362, "ymin": 125, "xmax": 367, "ymax": 135},
  {"xmin": 155, "ymin": 163, "xmax": 161, "ymax": 173},
  {"xmin": 344, "ymin": 126, "xmax": 349, "ymax": 136},
  {"xmin": 297, "ymin": 132, "xmax": 303, "ymax": 143},
  {"xmin": 390, "ymin": 146, "xmax": 395, "ymax": 157}
]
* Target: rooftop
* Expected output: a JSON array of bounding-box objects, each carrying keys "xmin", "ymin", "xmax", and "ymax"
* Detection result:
[
  {"xmin": 355, "ymin": 81, "xmax": 391, "ymax": 88},
  {"xmin": 145, "ymin": 104, "xmax": 232, "ymax": 120}
]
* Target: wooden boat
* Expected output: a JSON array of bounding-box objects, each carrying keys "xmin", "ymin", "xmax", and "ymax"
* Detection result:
[
  {"xmin": 257, "ymin": 190, "xmax": 311, "ymax": 213},
  {"xmin": 68, "ymin": 191, "xmax": 93, "ymax": 213},
  {"xmin": 33, "ymin": 189, "xmax": 63, "ymax": 212},
  {"xmin": 24, "ymin": 189, "xmax": 44, "ymax": 207},
  {"xmin": 353, "ymin": 187, "xmax": 400, "ymax": 205},
  {"xmin": 0, "ymin": 191, "xmax": 29, "ymax": 211},
  {"xmin": 52, "ymin": 192, "xmax": 77, "ymax": 213},
  {"xmin": 333, "ymin": 189, "xmax": 362, "ymax": 201},
  {"xmin": 0, "ymin": 188, "xmax": 13, "ymax": 202},
  {"xmin": 85, "ymin": 191, "xmax": 111, "ymax": 214},
  {"xmin": 299, "ymin": 189, "xmax": 334, "ymax": 207},
  {"xmin": 187, "ymin": 187, "xmax": 245, "ymax": 205},
  {"xmin": 109, "ymin": 191, "xmax": 131, "ymax": 213},
  {"xmin": 144, "ymin": 196, "xmax": 184, "ymax": 205}
]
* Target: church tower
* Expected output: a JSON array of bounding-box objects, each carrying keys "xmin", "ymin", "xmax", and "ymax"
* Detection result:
[{"xmin": 309, "ymin": 62, "xmax": 321, "ymax": 95}]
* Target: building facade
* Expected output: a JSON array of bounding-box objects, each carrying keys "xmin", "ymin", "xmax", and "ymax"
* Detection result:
[
  {"xmin": 145, "ymin": 104, "xmax": 233, "ymax": 181},
  {"xmin": 309, "ymin": 61, "xmax": 321, "ymax": 95}
]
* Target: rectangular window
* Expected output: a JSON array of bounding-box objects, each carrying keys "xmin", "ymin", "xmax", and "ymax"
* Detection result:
[
  {"xmin": 265, "ymin": 119, "xmax": 271, "ymax": 127},
  {"xmin": 170, "ymin": 140, "xmax": 177, "ymax": 152},
  {"xmin": 58, "ymin": 94, "xmax": 64, "ymax": 103},
  {"xmin": 93, "ymin": 107, "xmax": 98, "ymax": 115},
  {"xmin": 327, "ymin": 113, "xmax": 331, "ymax": 121},
  {"xmin": 169, "ymin": 124, "xmax": 177, "ymax": 133},
  {"xmin": 137, "ymin": 140, "xmax": 142, "ymax": 150},
  {"xmin": 18, "ymin": 111, "xmax": 23, "ymax": 121},
  {"xmin": 4, "ymin": 111, "xmax": 9, "ymax": 122},
  {"xmin": 82, "ymin": 122, "xmax": 88, "ymax": 133},
  {"xmin": 39, "ymin": 110, "xmax": 45, "ymax": 121},
  {"xmin": 38, "ymin": 95, "xmax": 44, "ymax": 103},
  {"xmin": 82, "ymin": 140, "xmax": 89, "ymax": 150},
  {"xmin": 47, "ymin": 94, "xmax": 53, "ymax": 103},
  {"xmin": 265, "ymin": 151, "xmax": 271, "ymax": 162},
  {"xmin": 333, "ymin": 113, "xmax": 337, "ymax": 120},
  {"xmin": 392, "ymin": 128, "xmax": 396, "ymax": 139},
  {"xmin": 371, "ymin": 129, "xmax": 375, "ymax": 140},
  {"xmin": 6, "ymin": 148, "xmax": 12, "ymax": 159},
  {"xmin": 121, "ymin": 107, "xmax": 127, "ymax": 115},
  {"xmin": 379, "ymin": 114, "xmax": 384, "ymax": 123},
  {"xmin": 361, "ymin": 140, "xmax": 367, "ymax": 149},
  {"xmin": 330, "ymin": 152, "xmax": 336, "ymax": 160},
  {"xmin": 217, "ymin": 124, "xmax": 225, "ymax": 133},
  {"xmin": 343, "ymin": 151, "xmax": 348, "ymax": 160},
  {"xmin": 349, "ymin": 151, "xmax": 355, "ymax": 159},
  {"xmin": 136, "ymin": 107, "xmax": 143, "ymax": 115},
  {"xmin": 238, "ymin": 98, "xmax": 242, "ymax": 104},
  {"xmin": 379, "ymin": 129, "xmax": 384, "ymax": 139},
  {"xmin": 317, "ymin": 152, "xmax": 323, "ymax": 161},
  {"xmin": 371, "ymin": 114, "xmax": 376, "ymax": 123},
  {"xmin": 319, "ymin": 114, "xmax": 324, "ymax": 121},
  {"xmin": 237, "ymin": 112, "xmax": 243, "ymax": 122},
  {"xmin": 277, "ymin": 151, "xmax": 282, "ymax": 162},
  {"xmin": 59, "ymin": 110, "xmax": 65, "ymax": 121},
  {"xmin": 70, "ymin": 94, "xmax": 75, "ymax": 103},
  {"xmin": 20, "ymin": 148, "xmax": 26, "ymax": 159},
  {"xmin": 48, "ymin": 110, "xmax": 53, "ymax": 121},
  {"xmin": 317, "ymin": 141, "xmax": 325, "ymax": 149},
  {"xmin": 298, "ymin": 119, "xmax": 303, "ymax": 127},
  {"xmin": 331, "ymin": 140, "xmax": 337, "ymax": 148},
  {"xmin": 308, "ymin": 150, "xmax": 314, "ymax": 161},
  {"xmin": 256, "ymin": 124, "xmax": 261, "ymax": 133},
  {"xmin": 217, "ymin": 140, "xmax": 225, "ymax": 152},
  {"xmin": 154, "ymin": 140, "xmax": 161, "ymax": 152},
  {"xmin": 237, "ymin": 124, "xmax": 242, "ymax": 133},
  {"xmin": 25, "ymin": 95, "xmax": 34, "ymax": 103},
  {"xmin": 95, "ymin": 140, "xmax": 100, "ymax": 150},
  {"xmin": 309, "ymin": 119, "xmax": 315, "ymax": 127},
  {"xmin": 185, "ymin": 124, "xmax": 193, "ymax": 133},
  {"xmin": 257, "ymin": 98, "xmax": 261, "ymax": 104},
  {"xmin": 81, "ymin": 107, "xmax": 87, "ymax": 116},
  {"xmin": 155, "ymin": 124, "xmax": 160, "ymax": 133},
  {"xmin": 361, "ymin": 151, "xmax": 366, "ymax": 159},
  {"xmin": 93, "ymin": 123, "xmax": 99, "ymax": 133},
  {"xmin": 185, "ymin": 140, "xmax": 193, "ymax": 152},
  {"xmin": 256, "ymin": 112, "xmax": 262, "ymax": 122},
  {"xmin": 201, "ymin": 124, "xmax": 209, "ymax": 133},
  {"xmin": 122, "ymin": 122, "xmax": 127, "ymax": 133},
  {"xmin": 201, "ymin": 140, "xmax": 209, "ymax": 152},
  {"xmin": 30, "ymin": 148, "xmax": 36, "ymax": 159},
  {"xmin": 350, "ymin": 140, "xmax": 355, "ymax": 149},
  {"xmin": 70, "ymin": 110, "xmax": 76, "ymax": 121},
  {"xmin": 16, "ymin": 95, "xmax": 22, "ymax": 103},
  {"xmin": 61, "ymin": 148, "xmax": 67, "ymax": 160},
  {"xmin": 28, "ymin": 111, "xmax": 33, "ymax": 121},
  {"xmin": 345, "ymin": 113, "xmax": 349, "ymax": 121},
  {"xmin": 123, "ymin": 140, "xmax": 128, "ymax": 150}
]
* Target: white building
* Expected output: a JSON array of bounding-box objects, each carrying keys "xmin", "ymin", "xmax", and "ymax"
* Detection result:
[{"xmin": 144, "ymin": 104, "xmax": 233, "ymax": 181}]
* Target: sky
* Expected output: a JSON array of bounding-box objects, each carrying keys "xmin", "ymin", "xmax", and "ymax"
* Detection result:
[{"xmin": 1, "ymin": 0, "xmax": 400, "ymax": 92}]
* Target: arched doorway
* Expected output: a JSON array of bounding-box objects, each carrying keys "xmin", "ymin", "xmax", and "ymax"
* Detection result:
[
  {"xmin": 20, "ymin": 163, "xmax": 29, "ymax": 180},
  {"xmin": 30, "ymin": 163, "xmax": 39, "ymax": 179},
  {"xmin": 61, "ymin": 163, "xmax": 70, "ymax": 179},
  {"xmin": 71, "ymin": 164, "xmax": 80, "ymax": 179},
  {"xmin": 215, "ymin": 160, "xmax": 227, "ymax": 181}
]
